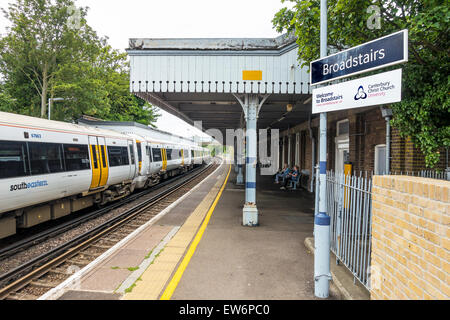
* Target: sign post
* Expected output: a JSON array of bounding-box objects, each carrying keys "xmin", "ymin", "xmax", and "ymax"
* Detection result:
[
  {"xmin": 314, "ymin": 0, "xmax": 331, "ymax": 299},
  {"xmin": 312, "ymin": 25, "xmax": 408, "ymax": 298}
]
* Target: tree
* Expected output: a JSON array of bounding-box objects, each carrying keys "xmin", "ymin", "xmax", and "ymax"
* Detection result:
[
  {"xmin": 0, "ymin": 0, "xmax": 160, "ymax": 126},
  {"xmin": 0, "ymin": 0, "xmax": 99, "ymax": 118},
  {"xmin": 273, "ymin": 0, "xmax": 449, "ymax": 167}
]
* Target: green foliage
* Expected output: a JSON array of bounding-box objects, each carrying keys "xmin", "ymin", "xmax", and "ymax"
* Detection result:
[
  {"xmin": 273, "ymin": 0, "xmax": 450, "ymax": 167},
  {"xmin": 0, "ymin": 0, "xmax": 159, "ymax": 126}
]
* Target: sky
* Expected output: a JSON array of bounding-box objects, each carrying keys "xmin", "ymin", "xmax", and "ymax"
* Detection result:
[{"xmin": 0, "ymin": 0, "xmax": 291, "ymax": 139}]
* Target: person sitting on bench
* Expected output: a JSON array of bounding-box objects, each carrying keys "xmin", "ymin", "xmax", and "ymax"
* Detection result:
[
  {"xmin": 275, "ymin": 164, "xmax": 290, "ymax": 184},
  {"xmin": 280, "ymin": 165, "xmax": 299, "ymax": 190}
]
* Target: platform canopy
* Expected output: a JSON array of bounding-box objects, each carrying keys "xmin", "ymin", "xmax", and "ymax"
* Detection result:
[{"xmin": 127, "ymin": 34, "xmax": 313, "ymax": 136}]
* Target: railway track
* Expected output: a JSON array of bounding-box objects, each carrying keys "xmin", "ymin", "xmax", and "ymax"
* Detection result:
[
  {"xmin": 0, "ymin": 164, "xmax": 207, "ymax": 260},
  {"xmin": 0, "ymin": 161, "xmax": 219, "ymax": 300}
]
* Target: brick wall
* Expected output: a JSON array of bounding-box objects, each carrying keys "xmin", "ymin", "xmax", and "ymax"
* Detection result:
[{"xmin": 371, "ymin": 175, "xmax": 449, "ymax": 299}]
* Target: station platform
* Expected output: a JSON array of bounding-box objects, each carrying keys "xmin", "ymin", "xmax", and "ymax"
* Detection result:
[{"xmin": 46, "ymin": 161, "xmax": 339, "ymax": 300}]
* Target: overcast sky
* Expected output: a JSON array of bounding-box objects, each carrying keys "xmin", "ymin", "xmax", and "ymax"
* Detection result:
[{"xmin": 0, "ymin": 0, "xmax": 290, "ymax": 139}]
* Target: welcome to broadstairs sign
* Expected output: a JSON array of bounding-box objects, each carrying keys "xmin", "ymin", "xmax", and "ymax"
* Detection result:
[{"xmin": 312, "ymin": 68, "xmax": 402, "ymax": 114}]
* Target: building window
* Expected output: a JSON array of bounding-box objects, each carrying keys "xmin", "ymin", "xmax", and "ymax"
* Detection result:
[
  {"xmin": 337, "ymin": 119, "xmax": 349, "ymax": 136},
  {"xmin": 335, "ymin": 119, "xmax": 350, "ymax": 173}
]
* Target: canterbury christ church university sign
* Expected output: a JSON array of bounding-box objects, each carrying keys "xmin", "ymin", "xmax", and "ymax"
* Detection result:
[
  {"xmin": 312, "ymin": 69, "xmax": 402, "ymax": 113},
  {"xmin": 311, "ymin": 30, "xmax": 408, "ymax": 113}
]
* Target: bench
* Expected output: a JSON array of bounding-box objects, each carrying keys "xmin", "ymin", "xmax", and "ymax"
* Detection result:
[{"xmin": 288, "ymin": 174, "xmax": 301, "ymax": 190}]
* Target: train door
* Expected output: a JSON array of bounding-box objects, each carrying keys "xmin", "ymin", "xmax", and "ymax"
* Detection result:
[
  {"xmin": 128, "ymin": 140, "xmax": 137, "ymax": 179},
  {"xmin": 89, "ymin": 136, "xmax": 105, "ymax": 189},
  {"xmin": 136, "ymin": 140, "xmax": 142, "ymax": 174},
  {"xmin": 97, "ymin": 137, "xmax": 109, "ymax": 186},
  {"xmin": 162, "ymin": 148, "xmax": 167, "ymax": 171},
  {"xmin": 181, "ymin": 149, "xmax": 184, "ymax": 167}
]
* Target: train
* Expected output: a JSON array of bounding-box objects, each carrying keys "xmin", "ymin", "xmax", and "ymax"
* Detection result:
[{"xmin": 0, "ymin": 111, "xmax": 211, "ymax": 239}]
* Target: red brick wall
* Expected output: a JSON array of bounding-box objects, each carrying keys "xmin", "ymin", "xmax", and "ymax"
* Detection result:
[{"xmin": 278, "ymin": 106, "xmax": 447, "ymax": 189}]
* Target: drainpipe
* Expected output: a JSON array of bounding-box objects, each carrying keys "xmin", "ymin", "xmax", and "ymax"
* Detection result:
[{"xmin": 380, "ymin": 107, "xmax": 393, "ymax": 174}]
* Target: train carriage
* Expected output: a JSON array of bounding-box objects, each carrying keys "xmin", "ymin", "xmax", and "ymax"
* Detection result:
[{"xmin": 0, "ymin": 111, "xmax": 211, "ymax": 239}]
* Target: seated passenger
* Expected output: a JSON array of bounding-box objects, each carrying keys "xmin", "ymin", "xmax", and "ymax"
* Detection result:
[
  {"xmin": 274, "ymin": 164, "xmax": 290, "ymax": 184},
  {"xmin": 280, "ymin": 165, "xmax": 299, "ymax": 190}
]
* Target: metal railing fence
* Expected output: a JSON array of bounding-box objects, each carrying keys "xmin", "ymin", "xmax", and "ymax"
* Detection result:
[
  {"xmin": 389, "ymin": 170, "xmax": 449, "ymax": 181},
  {"xmin": 327, "ymin": 171, "xmax": 373, "ymax": 290},
  {"xmin": 325, "ymin": 168, "xmax": 447, "ymax": 291}
]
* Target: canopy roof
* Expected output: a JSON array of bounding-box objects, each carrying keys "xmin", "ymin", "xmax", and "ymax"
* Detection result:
[{"xmin": 127, "ymin": 34, "xmax": 313, "ymax": 136}]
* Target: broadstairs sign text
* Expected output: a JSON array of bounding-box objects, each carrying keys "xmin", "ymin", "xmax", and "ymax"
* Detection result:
[{"xmin": 310, "ymin": 29, "xmax": 408, "ymax": 86}]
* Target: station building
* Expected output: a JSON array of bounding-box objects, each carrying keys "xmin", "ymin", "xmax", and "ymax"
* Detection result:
[{"xmin": 127, "ymin": 33, "xmax": 448, "ymax": 197}]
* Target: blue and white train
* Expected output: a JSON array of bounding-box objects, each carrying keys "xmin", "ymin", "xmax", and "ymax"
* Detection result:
[{"xmin": 0, "ymin": 111, "xmax": 210, "ymax": 239}]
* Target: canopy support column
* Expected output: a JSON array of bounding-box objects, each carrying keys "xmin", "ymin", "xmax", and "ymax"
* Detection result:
[{"xmin": 233, "ymin": 93, "xmax": 270, "ymax": 227}]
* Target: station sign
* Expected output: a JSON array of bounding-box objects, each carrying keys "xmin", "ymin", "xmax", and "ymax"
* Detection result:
[
  {"xmin": 312, "ymin": 68, "xmax": 402, "ymax": 114},
  {"xmin": 310, "ymin": 30, "xmax": 408, "ymax": 86}
]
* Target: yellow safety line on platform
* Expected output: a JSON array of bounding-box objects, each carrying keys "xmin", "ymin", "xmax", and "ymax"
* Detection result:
[{"xmin": 160, "ymin": 164, "xmax": 231, "ymax": 300}]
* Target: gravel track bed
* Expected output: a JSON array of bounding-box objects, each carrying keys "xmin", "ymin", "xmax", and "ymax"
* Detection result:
[{"xmin": 0, "ymin": 164, "xmax": 218, "ymax": 277}]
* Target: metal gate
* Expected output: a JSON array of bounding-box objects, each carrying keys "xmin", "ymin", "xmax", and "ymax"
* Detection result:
[{"xmin": 327, "ymin": 171, "xmax": 373, "ymax": 290}]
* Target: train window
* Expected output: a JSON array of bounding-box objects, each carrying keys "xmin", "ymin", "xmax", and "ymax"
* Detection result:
[
  {"xmin": 91, "ymin": 145, "xmax": 98, "ymax": 169},
  {"xmin": 169, "ymin": 149, "xmax": 178, "ymax": 160},
  {"xmin": 152, "ymin": 148, "xmax": 162, "ymax": 162},
  {"xmin": 191, "ymin": 150, "xmax": 194, "ymax": 157},
  {"xmin": 100, "ymin": 145, "xmax": 107, "ymax": 168},
  {"xmin": 0, "ymin": 140, "xmax": 29, "ymax": 179},
  {"xmin": 28, "ymin": 142, "xmax": 64, "ymax": 175},
  {"xmin": 122, "ymin": 147, "xmax": 130, "ymax": 165},
  {"xmin": 147, "ymin": 147, "xmax": 153, "ymax": 163},
  {"xmin": 63, "ymin": 144, "xmax": 90, "ymax": 171},
  {"xmin": 137, "ymin": 143, "xmax": 142, "ymax": 162},
  {"xmin": 108, "ymin": 146, "xmax": 129, "ymax": 167},
  {"xmin": 129, "ymin": 144, "xmax": 135, "ymax": 164},
  {"xmin": 166, "ymin": 148, "xmax": 172, "ymax": 161}
]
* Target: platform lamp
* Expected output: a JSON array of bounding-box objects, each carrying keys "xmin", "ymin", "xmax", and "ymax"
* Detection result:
[
  {"xmin": 380, "ymin": 106, "xmax": 393, "ymax": 175},
  {"xmin": 48, "ymin": 97, "xmax": 66, "ymax": 120}
]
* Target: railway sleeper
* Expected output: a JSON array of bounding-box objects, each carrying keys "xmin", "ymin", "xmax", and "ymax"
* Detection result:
[
  {"xmin": 50, "ymin": 267, "xmax": 78, "ymax": 276},
  {"xmin": 6, "ymin": 292, "xmax": 38, "ymax": 300},
  {"xmin": 30, "ymin": 280, "xmax": 61, "ymax": 289},
  {"xmin": 90, "ymin": 244, "xmax": 114, "ymax": 250},
  {"xmin": 66, "ymin": 259, "xmax": 91, "ymax": 267}
]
